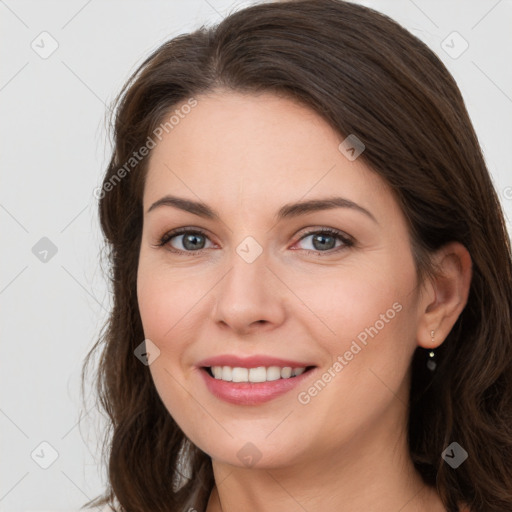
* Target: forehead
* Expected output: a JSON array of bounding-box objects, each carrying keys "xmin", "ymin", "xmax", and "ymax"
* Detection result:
[{"xmin": 143, "ymin": 91, "xmax": 394, "ymax": 220}]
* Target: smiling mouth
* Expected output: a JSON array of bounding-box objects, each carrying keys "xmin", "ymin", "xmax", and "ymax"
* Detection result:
[{"xmin": 202, "ymin": 365, "xmax": 316, "ymax": 383}]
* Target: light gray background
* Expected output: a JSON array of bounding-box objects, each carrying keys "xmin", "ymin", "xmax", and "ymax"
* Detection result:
[{"xmin": 1, "ymin": 0, "xmax": 511, "ymax": 510}]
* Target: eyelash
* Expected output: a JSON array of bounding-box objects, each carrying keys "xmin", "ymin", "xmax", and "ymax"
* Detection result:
[{"xmin": 156, "ymin": 227, "xmax": 354, "ymax": 256}]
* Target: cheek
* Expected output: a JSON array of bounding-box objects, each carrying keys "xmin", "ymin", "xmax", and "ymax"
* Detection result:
[
  {"xmin": 136, "ymin": 262, "xmax": 191, "ymax": 396},
  {"xmin": 302, "ymin": 255, "xmax": 419, "ymax": 389},
  {"xmin": 137, "ymin": 261, "xmax": 205, "ymax": 433},
  {"xmin": 292, "ymin": 271, "xmax": 418, "ymax": 445},
  {"xmin": 137, "ymin": 256, "xmax": 206, "ymax": 347},
  {"xmin": 137, "ymin": 266, "xmax": 169, "ymax": 344},
  {"xmin": 294, "ymin": 258, "xmax": 414, "ymax": 345}
]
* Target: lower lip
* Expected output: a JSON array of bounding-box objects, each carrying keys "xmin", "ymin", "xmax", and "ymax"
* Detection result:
[{"xmin": 198, "ymin": 367, "xmax": 316, "ymax": 405}]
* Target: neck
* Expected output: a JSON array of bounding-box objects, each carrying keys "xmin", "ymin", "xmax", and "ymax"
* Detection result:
[{"xmin": 205, "ymin": 399, "xmax": 446, "ymax": 512}]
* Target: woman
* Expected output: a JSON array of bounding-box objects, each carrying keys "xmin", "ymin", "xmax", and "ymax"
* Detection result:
[{"xmin": 83, "ymin": 1, "xmax": 512, "ymax": 511}]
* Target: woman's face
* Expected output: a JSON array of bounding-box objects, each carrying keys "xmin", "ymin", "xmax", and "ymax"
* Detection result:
[{"xmin": 137, "ymin": 91, "xmax": 425, "ymax": 469}]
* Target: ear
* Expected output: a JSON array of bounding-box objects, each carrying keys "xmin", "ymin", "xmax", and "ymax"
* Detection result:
[{"xmin": 416, "ymin": 242, "xmax": 472, "ymax": 349}]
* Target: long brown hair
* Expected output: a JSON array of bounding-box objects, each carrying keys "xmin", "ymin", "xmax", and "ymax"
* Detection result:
[{"xmin": 82, "ymin": 1, "xmax": 512, "ymax": 510}]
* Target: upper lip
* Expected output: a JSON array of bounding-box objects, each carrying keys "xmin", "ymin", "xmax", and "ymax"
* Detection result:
[{"xmin": 197, "ymin": 354, "xmax": 316, "ymax": 369}]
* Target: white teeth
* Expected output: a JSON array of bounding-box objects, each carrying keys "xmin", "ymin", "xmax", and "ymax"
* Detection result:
[
  {"xmin": 232, "ymin": 367, "xmax": 248, "ymax": 382},
  {"xmin": 222, "ymin": 366, "xmax": 232, "ymax": 381},
  {"xmin": 249, "ymin": 367, "xmax": 267, "ymax": 383},
  {"xmin": 281, "ymin": 367, "xmax": 292, "ymax": 379},
  {"xmin": 210, "ymin": 365, "xmax": 308, "ymax": 382},
  {"xmin": 266, "ymin": 366, "xmax": 281, "ymax": 381}
]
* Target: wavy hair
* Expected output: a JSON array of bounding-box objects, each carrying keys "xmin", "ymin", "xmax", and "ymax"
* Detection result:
[{"xmin": 82, "ymin": 1, "xmax": 512, "ymax": 510}]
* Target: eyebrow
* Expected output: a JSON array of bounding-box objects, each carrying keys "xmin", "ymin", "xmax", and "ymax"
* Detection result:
[{"xmin": 147, "ymin": 195, "xmax": 377, "ymax": 223}]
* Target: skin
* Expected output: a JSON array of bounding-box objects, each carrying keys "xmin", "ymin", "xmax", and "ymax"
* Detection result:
[{"xmin": 137, "ymin": 90, "xmax": 472, "ymax": 512}]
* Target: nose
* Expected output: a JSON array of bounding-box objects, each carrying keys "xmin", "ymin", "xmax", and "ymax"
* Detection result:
[{"xmin": 211, "ymin": 247, "xmax": 286, "ymax": 336}]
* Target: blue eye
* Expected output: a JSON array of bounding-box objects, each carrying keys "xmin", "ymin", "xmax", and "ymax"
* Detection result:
[
  {"xmin": 158, "ymin": 229, "xmax": 213, "ymax": 252},
  {"xmin": 157, "ymin": 227, "xmax": 353, "ymax": 255},
  {"xmin": 294, "ymin": 228, "xmax": 353, "ymax": 253}
]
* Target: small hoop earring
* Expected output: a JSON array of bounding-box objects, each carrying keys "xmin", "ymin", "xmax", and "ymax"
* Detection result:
[{"xmin": 427, "ymin": 330, "xmax": 437, "ymax": 371}]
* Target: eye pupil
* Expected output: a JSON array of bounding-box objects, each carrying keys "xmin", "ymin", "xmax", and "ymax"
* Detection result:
[
  {"xmin": 183, "ymin": 233, "xmax": 205, "ymax": 250},
  {"xmin": 313, "ymin": 234, "xmax": 336, "ymax": 251}
]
